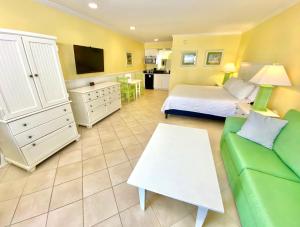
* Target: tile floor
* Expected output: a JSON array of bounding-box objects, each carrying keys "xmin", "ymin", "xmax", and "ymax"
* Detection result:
[{"xmin": 0, "ymin": 90, "xmax": 241, "ymax": 227}]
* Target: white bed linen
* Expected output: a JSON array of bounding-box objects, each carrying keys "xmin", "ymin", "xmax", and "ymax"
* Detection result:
[{"xmin": 161, "ymin": 85, "xmax": 243, "ymax": 117}]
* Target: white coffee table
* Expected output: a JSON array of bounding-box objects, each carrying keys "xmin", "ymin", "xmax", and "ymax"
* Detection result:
[{"xmin": 127, "ymin": 123, "xmax": 224, "ymax": 227}]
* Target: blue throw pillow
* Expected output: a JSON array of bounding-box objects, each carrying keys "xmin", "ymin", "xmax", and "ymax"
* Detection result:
[{"xmin": 237, "ymin": 111, "xmax": 288, "ymax": 149}]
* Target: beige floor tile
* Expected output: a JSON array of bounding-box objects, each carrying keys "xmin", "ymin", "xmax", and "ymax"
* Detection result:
[
  {"xmin": 93, "ymin": 214, "xmax": 122, "ymax": 227},
  {"xmin": 47, "ymin": 200, "xmax": 83, "ymax": 227},
  {"xmin": 105, "ymin": 150, "xmax": 128, "ymax": 167},
  {"xmin": 102, "ymin": 140, "xmax": 123, "ymax": 153},
  {"xmin": 151, "ymin": 195, "xmax": 193, "ymax": 226},
  {"xmin": 0, "ymin": 166, "xmax": 8, "ymax": 179},
  {"xmin": 129, "ymin": 125, "xmax": 147, "ymax": 134},
  {"xmin": 120, "ymin": 136, "xmax": 139, "ymax": 148},
  {"xmin": 108, "ymin": 162, "xmax": 132, "ymax": 186},
  {"xmin": 113, "ymin": 182, "xmax": 139, "ymax": 211},
  {"xmin": 23, "ymin": 169, "xmax": 56, "ymax": 195},
  {"xmin": 0, "ymin": 165, "xmax": 30, "ymax": 183},
  {"xmin": 62, "ymin": 141, "xmax": 82, "ymax": 153},
  {"xmin": 83, "ymin": 169, "xmax": 111, "ymax": 197},
  {"xmin": 58, "ymin": 149, "xmax": 82, "ymax": 167},
  {"xmin": 55, "ymin": 162, "xmax": 82, "ymax": 185},
  {"xmin": 35, "ymin": 154, "xmax": 60, "ymax": 173},
  {"xmin": 12, "ymin": 188, "xmax": 52, "ymax": 223},
  {"xmin": 82, "ymin": 155, "xmax": 107, "ymax": 176},
  {"xmin": 0, "ymin": 178, "xmax": 27, "ymax": 202},
  {"xmin": 99, "ymin": 132, "xmax": 119, "ymax": 143},
  {"xmin": 115, "ymin": 128, "xmax": 133, "ymax": 138},
  {"xmin": 135, "ymin": 132, "xmax": 152, "ymax": 144},
  {"xmin": 82, "ymin": 136, "xmax": 101, "ymax": 147},
  {"xmin": 120, "ymin": 204, "xmax": 160, "ymax": 227},
  {"xmin": 82, "ymin": 145, "xmax": 103, "ymax": 160},
  {"xmin": 11, "ymin": 214, "xmax": 47, "ymax": 227},
  {"xmin": 171, "ymin": 214, "xmax": 195, "ymax": 227},
  {"xmin": 129, "ymin": 157, "xmax": 140, "ymax": 168},
  {"xmin": 0, "ymin": 198, "xmax": 19, "ymax": 226},
  {"xmin": 84, "ymin": 188, "xmax": 118, "ymax": 227},
  {"xmin": 124, "ymin": 144, "xmax": 144, "ymax": 159},
  {"xmin": 50, "ymin": 178, "xmax": 82, "ymax": 210}
]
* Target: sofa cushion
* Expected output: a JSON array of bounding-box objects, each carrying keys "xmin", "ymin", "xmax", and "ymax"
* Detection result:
[
  {"xmin": 225, "ymin": 133, "xmax": 300, "ymax": 182},
  {"xmin": 273, "ymin": 110, "xmax": 300, "ymax": 177},
  {"xmin": 240, "ymin": 170, "xmax": 300, "ymax": 227}
]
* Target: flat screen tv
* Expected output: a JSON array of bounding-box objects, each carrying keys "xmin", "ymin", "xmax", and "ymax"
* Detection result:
[{"xmin": 73, "ymin": 45, "xmax": 104, "ymax": 74}]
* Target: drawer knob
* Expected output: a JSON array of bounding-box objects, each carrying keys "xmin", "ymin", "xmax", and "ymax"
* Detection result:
[
  {"xmin": 28, "ymin": 135, "xmax": 32, "ymax": 139},
  {"xmin": 89, "ymin": 98, "xmax": 91, "ymax": 100},
  {"xmin": 91, "ymin": 110, "xmax": 94, "ymax": 112},
  {"xmin": 29, "ymin": 75, "xmax": 33, "ymax": 78},
  {"xmin": 66, "ymin": 119, "xmax": 70, "ymax": 121},
  {"xmin": 90, "ymin": 105, "xmax": 92, "ymax": 107},
  {"xmin": 23, "ymin": 123, "xmax": 27, "ymax": 127},
  {"xmin": 96, "ymin": 91, "xmax": 98, "ymax": 93},
  {"xmin": 63, "ymin": 109, "xmax": 67, "ymax": 112},
  {"xmin": 32, "ymin": 143, "xmax": 36, "ymax": 147},
  {"xmin": 88, "ymin": 93, "xmax": 91, "ymax": 96},
  {"xmin": 69, "ymin": 125, "xmax": 72, "ymax": 128},
  {"xmin": 96, "ymin": 96, "xmax": 99, "ymax": 98},
  {"xmin": 34, "ymin": 74, "xmax": 39, "ymax": 77}
]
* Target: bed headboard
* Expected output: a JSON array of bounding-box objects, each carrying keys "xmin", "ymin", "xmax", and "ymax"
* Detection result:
[{"xmin": 238, "ymin": 62, "xmax": 265, "ymax": 81}]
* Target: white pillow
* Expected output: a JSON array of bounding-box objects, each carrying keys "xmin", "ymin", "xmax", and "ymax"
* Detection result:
[
  {"xmin": 237, "ymin": 111, "xmax": 288, "ymax": 149},
  {"xmin": 225, "ymin": 79, "xmax": 255, "ymax": 100},
  {"xmin": 224, "ymin": 78, "xmax": 239, "ymax": 91}
]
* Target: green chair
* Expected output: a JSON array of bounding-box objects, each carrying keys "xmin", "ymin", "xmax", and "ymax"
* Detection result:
[
  {"xmin": 117, "ymin": 76, "xmax": 136, "ymax": 103},
  {"xmin": 133, "ymin": 73, "xmax": 145, "ymax": 95}
]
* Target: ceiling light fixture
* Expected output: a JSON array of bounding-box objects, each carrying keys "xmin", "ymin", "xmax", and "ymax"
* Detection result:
[
  {"xmin": 88, "ymin": 2, "xmax": 98, "ymax": 9},
  {"xmin": 130, "ymin": 26, "xmax": 136, "ymax": 31},
  {"xmin": 154, "ymin": 38, "xmax": 159, "ymax": 42}
]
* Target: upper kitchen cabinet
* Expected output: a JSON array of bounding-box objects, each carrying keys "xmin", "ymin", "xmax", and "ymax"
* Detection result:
[
  {"xmin": 23, "ymin": 36, "xmax": 69, "ymax": 108},
  {"xmin": 0, "ymin": 34, "xmax": 42, "ymax": 119}
]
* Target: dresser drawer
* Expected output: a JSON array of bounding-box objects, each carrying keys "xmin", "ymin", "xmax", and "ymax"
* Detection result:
[
  {"xmin": 15, "ymin": 113, "xmax": 74, "ymax": 147},
  {"xmin": 87, "ymin": 97, "xmax": 105, "ymax": 110},
  {"xmin": 107, "ymin": 99, "xmax": 121, "ymax": 113},
  {"xmin": 21, "ymin": 123, "xmax": 78, "ymax": 165},
  {"xmin": 90, "ymin": 105, "xmax": 106, "ymax": 123},
  {"xmin": 9, "ymin": 104, "xmax": 72, "ymax": 135}
]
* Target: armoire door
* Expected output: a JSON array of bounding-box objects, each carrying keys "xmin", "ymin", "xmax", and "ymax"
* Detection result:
[
  {"xmin": 22, "ymin": 36, "xmax": 68, "ymax": 108},
  {"xmin": 0, "ymin": 34, "xmax": 42, "ymax": 120}
]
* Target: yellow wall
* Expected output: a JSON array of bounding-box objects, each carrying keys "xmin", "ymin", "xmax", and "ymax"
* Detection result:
[
  {"xmin": 144, "ymin": 41, "xmax": 172, "ymax": 49},
  {"xmin": 169, "ymin": 34, "xmax": 241, "ymax": 88},
  {"xmin": 0, "ymin": 0, "xmax": 145, "ymax": 80},
  {"xmin": 237, "ymin": 3, "xmax": 300, "ymax": 116}
]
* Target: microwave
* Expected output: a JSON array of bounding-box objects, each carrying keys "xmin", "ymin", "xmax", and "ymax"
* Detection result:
[{"xmin": 145, "ymin": 56, "xmax": 156, "ymax": 64}]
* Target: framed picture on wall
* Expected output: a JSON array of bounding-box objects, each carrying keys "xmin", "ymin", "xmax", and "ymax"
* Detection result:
[
  {"xmin": 126, "ymin": 52, "xmax": 133, "ymax": 66},
  {"xmin": 205, "ymin": 50, "xmax": 223, "ymax": 66},
  {"xmin": 181, "ymin": 51, "xmax": 197, "ymax": 66}
]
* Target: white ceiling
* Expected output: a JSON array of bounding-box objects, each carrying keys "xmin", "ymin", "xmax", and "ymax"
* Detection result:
[{"xmin": 39, "ymin": 0, "xmax": 299, "ymax": 42}]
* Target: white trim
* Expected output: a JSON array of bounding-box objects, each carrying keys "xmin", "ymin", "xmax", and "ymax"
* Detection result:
[
  {"xmin": 0, "ymin": 28, "xmax": 56, "ymax": 40},
  {"xmin": 65, "ymin": 70, "xmax": 143, "ymax": 90},
  {"xmin": 36, "ymin": 0, "xmax": 142, "ymax": 43},
  {"xmin": 172, "ymin": 32, "xmax": 242, "ymax": 38}
]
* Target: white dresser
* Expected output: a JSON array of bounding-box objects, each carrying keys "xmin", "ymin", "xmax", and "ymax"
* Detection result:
[
  {"xmin": 69, "ymin": 82, "xmax": 121, "ymax": 128},
  {"xmin": 0, "ymin": 29, "xmax": 79, "ymax": 171}
]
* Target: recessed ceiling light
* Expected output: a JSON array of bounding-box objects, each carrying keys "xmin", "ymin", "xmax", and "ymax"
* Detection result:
[
  {"xmin": 154, "ymin": 38, "xmax": 159, "ymax": 42},
  {"xmin": 130, "ymin": 26, "xmax": 136, "ymax": 31},
  {"xmin": 88, "ymin": 2, "xmax": 98, "ymax": 9}
]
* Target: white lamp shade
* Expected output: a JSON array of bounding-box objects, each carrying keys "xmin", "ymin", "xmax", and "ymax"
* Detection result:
[
  {"xmin": 250, "ymin": 65, "xmax": 291, "ymax": 86},
  {"xmin": 224, "ymin": 63, "xmax": 236, "ymax": 73}
]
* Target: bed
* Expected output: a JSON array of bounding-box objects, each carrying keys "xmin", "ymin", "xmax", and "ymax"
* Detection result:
[{"xmin": 162, "ymin": 62, "xmax": 264, "ymax": 119}]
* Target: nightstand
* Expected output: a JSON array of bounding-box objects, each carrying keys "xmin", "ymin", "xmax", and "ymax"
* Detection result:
[{"xmin": 236, "ymin": 102, "xmax": 280, "ymax": 118}]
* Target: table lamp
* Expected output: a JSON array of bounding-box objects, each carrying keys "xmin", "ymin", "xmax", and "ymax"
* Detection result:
[
  {"xmin": 223, "ymin": 63, "xmax": 236, "ymax": 84},
  {"xmin": 250, "ymin": 64, "xmax": 291, "ymax": 111}
]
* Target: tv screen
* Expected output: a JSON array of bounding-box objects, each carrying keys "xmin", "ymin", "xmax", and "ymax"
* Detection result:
[{"xmin": 73, "ymin": 45, "xmax": 104, "ymax": 74}]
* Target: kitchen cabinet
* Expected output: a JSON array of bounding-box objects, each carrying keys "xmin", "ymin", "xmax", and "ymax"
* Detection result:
[{"xmin": 153, "ymin": 74, "xmax": 170, "ymax": 90}]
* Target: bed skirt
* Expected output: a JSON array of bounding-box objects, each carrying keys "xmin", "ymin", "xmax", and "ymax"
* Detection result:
[{"xmin": 164, "ymin": 109, "xmax": 226, "ymax": 121}]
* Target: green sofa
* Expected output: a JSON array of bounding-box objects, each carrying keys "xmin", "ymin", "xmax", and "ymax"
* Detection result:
[{"xmin": 221, "ymin": 109, "xmax": 300, "ymax": 227}]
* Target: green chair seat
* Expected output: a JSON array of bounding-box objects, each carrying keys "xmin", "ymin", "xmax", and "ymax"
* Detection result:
[
  {"xmin": 225, "ymin": 133, "xmax": 300, "ymax": 182},
  {"xmin": 240, "ymin": 170, "xmax": 300, "ymax": 227}
]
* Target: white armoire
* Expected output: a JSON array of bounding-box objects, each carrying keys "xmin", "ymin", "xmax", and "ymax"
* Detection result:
[{"xmin": 0, "ymin": 29, "xmax": 80, "ymax": 171}]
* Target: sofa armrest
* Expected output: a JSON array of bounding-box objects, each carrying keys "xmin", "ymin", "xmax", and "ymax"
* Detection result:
[{"xmin": 221, "ymin": 117, "xmax": 246, "ymax": 145}]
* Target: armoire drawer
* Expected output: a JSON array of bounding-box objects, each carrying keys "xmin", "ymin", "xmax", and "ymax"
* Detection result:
[
  {"xmin": 9, "ymin": 103, "xmax": 72, "ymax": 135},
  {"xmin": 21, "ymin": 123, "xmax": 78, "ymax": 165},
  {"xmin": 15, "ymin": 113, "xmax": 74, "ymax": 147},
  {"xmin": 90, "ymin": 105, "xmax": 106, "ymax": 123}
]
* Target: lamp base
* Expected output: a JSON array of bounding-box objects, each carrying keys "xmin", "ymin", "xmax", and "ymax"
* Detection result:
[
  {"xmin": 253, "ymin": 85, "xmax": 273, "ymax": 111},
  {"xmin": 223, "ymin": 73, "xmax": 231, "ymax": 84}
]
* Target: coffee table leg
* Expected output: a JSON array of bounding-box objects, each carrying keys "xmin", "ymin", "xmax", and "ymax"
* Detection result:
[
  {"xmin": 138, "ymin": 188, "xmax": 146, "ymax": 210},
  {"xmin": 195, "ymin": 206, "xmax": 208, "ymax": 227}
]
